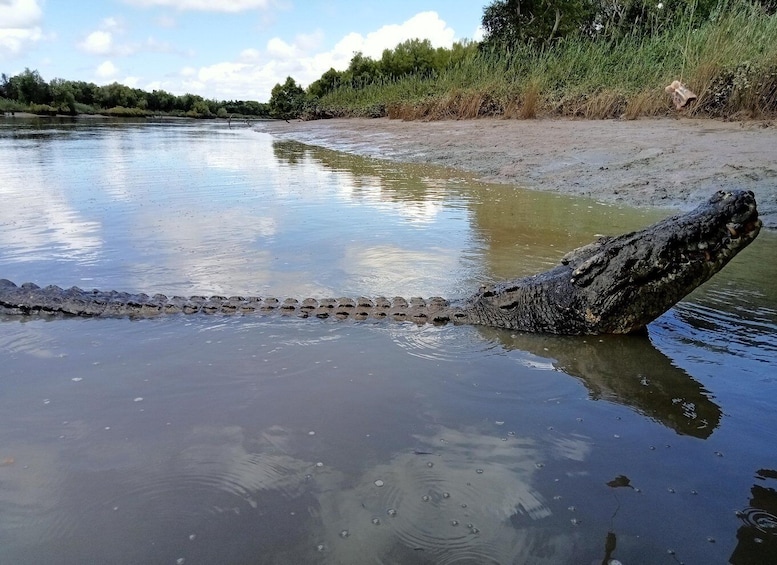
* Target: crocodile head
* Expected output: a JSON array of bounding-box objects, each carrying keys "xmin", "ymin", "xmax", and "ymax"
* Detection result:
[{"xmin": 564, "ymin": 189, "xmax": 761, "ymax": 333}]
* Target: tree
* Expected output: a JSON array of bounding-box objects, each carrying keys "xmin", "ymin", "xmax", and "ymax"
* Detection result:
[
  {"xmin": 9, "ymin": 68, "xmax": 50, "ymax": 104},
  {"xmin": 342, "ymin": 52, "xmax": 381, "ymax": 87},
  {"xmin": 307, "ymin": 68, "xmax": 343, "ymax": 98},
  {"xmin": 269, "ymin": 77, "xmax": 306, "ymax": 120},
  {"xmin": 380, "ymin": 39, "xmax": 437, "ymax": 79},
  {"xmin": 50, "ymin": 78, "xmax": 76, "ymax": 113},
  {"xmin": 481, "ymin": 0, "xmax": 596, "ymax": 47},
  {"xmin": 0, "ymin": 73, "xmax": 10, "ymax": 99}
]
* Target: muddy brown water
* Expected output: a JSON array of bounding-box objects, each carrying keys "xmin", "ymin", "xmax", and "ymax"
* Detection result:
[{"xmin": 1, "ymin": 118, "xmax": 776, "ymax": 565}]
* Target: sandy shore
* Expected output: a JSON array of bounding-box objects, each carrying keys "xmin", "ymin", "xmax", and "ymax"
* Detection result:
[{"xmin": 257, "ymin": 117, "xmax": 777, "ymax": 229}]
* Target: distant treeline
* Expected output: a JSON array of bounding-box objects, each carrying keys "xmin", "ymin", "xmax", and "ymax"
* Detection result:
[{"xmin": 0, "ymin": 69, "xmax": 270, "ymax": 118}]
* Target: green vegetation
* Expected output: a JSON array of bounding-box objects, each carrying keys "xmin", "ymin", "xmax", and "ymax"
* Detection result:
[
  {"xmin": 274, "ymin": 0, "xmax": 777, "ymax": 120},
  {"xmin": 0, "ymin": 69, "xmax": 270, "ymax": 118}
]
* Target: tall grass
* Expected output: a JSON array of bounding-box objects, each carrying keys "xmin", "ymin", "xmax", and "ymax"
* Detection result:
[{"xmin": 313, "ymin": 1, "xmax": 777, "ymax": 120}]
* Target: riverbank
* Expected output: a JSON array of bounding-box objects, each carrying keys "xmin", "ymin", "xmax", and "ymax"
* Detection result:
[{"xmin": 257, "ymin": 117, "xmax": 777, "ymax": 229}]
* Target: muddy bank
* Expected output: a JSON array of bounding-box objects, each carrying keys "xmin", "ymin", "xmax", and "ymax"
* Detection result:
[{"xmin": 257, "ymin": 117, "xmax": 777, "ymax": 229}]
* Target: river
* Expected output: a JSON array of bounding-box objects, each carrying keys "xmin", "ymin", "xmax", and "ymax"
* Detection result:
[{"xmin": 1, "ymin": 118, "xmax": 775, "ymax": 565}]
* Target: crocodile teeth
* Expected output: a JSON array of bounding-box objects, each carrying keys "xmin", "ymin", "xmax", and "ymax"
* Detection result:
[{"xmin": 726, "ymin": 223, "xmax": 740, "ymax": 237}]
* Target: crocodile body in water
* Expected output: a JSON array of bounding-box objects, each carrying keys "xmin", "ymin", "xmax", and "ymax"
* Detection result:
[{"xmin": 0, "ymin": 190, "xmax": 761, "ymax": 334}]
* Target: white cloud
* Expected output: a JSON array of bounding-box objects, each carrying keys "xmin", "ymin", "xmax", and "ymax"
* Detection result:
[
  {"xmin": 238, "ymin": 48, "xmax": 261, "ymax": 63},
  {"xmin": 332, "ymin": 11, "xmax": 455, "ymax": 60},
  {"xmin": 124, "ymin": 0, "xmax": 271, "ymax": 12},
  {"xmin": 169, "ymin": 11, "xmax": 456, "ymax": 102},
  {"xmin": 154, "ymin": 15, "xmax": 177, "ymax": 28},
  {"xmin": 0, "ymin": 0, "xmax": 42, "ymax": 28},
  {"xmin": 101, "ymin": 17, "xmax": 122, "ymax": 31},
  {"xmin": 266, "ymin": 37, "xmax": 297, "ymax": 59},
  {"xmin": 96, "ymin": 60, "xmax": 119, "ymax": 79},
  {"xmin": 0, "ymin": 0, "xmax": 43, "ymax": 57},
  {"xmin": 78, "ymin": 17, "xmax": 185, "ymax": 60},
  {"xmin": 79, "ymin": 30, "xmax": 114, "ymax": 55}
]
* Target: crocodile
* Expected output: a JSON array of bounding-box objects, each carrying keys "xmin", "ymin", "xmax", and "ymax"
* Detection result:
[{"xmin": 0, "ymin": 190, "xmax": 761, "ymax": 335}]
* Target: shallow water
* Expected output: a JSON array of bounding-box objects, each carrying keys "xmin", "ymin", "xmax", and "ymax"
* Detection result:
[{"xmin": 1, "ymin": 117, "xmax": 776, "ymax": 564}]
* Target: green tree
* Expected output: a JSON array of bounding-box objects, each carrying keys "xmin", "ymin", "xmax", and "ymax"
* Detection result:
[
  {"xmin": 380, "ymin": 39, "xmax": 438, "ymax": 79},
  {"xmin": 481, "ymin": 0, "xmax": 597, "ymax": 47},
  {"xmin": 307, "ymin": 67, "xmax": 343, "ymax": 98},
  {"xmin": 0, "ymin": 73, "xmax": 10, "ymax": 99},
  {"xmin": 9, "ymin": 68, "xmax": 50, "ymax": 104},
  {"xmin": 69, "ymin": 80, "xmax": 100, "ymax": 107},
  {"xmin": 269, "ymin": 76, "xmax": 306, "ymax": 120},
  {"xmin": 50, "ymin": 78, "xmax": 76, "ymax": 113},
  {"xmin": 342, "ymin": 52, "xmax": 381, "ymax": 87}
]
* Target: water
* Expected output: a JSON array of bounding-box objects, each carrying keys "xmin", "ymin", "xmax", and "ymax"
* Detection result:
[{"xmin": 1, "ymin": 117, "xmax": 776, "ymax": 565}]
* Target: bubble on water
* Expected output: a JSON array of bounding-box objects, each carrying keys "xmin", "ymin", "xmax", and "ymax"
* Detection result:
[
  {"xmin": 736, "ymin": 507, "xmax": 777, "ymax": 535},
  {"xmin": 315, "ymin": 462, "xmax": 324, "ymax": 468},
  {"xmin": 570, "ymin": 518, "xmax": 580, "ymax": 525},
  {"xmin": 316, "ymin": 543, "xmax": 326, "ymax": 552},
  {"xmin": 189, "ymin": 534, "xmax": 196, "ymax": 541},
  {"xmin": 422, "ymin": 495, "xmax": 430, "ymax": 502},
  {"xmin": 133, "ymin": 397, "xmax": 143, "ymax": 402},
  {"xmin": 374, "ymin": 480, "xmax": 384, "ymax": 487},
  {"xmin": 667, "ymin": 549, "xmax": 675, "ymax": 555},
  {"xmin": 715, "ymin": 451, "xmax": 724, "ymax": 457},
  {"xmin": 442, "ymin": 492, "xmax": 450, "ymax": 499},
  {"xmin": 43, "ymin": 399, "xmax": 50, "ymax": 405},
  {"xmin": 339, "ymin": 530, "xmax": 349, "ymax": 538},
  {"xmin": 476, "ymin": 469, "xmax": 484, "ymax": 474},
  {"xmin": 461, "ymin": 503, "xmax": 467, "ymax": 508},
  {"xmin": 495, "ymin": 421, "xmax": 505, "ymax": 426},
  {"xmin": 568, "ymin": 506, "xmax": 576, "ymax": 512},
  {"xmin": 427, "ymin": 462, "xmax": 434, "ymax": 468},
  {"xmin": 387, "ymin": 508, "xmax": 397, "ymax": 517},
  {"xmin": 71, "ymin": 377, "xmax": 83, "ymax": 382},
  {"xmin": 104, "ymin": 426, "xmax": 111, "ymax": 430},
  {"xmin": 507, "ymin": 431, "xmax": 516, "ymax": 436},
  {"xmin": 535, "ymin": 463, "xmax": 544, "ymax": 469},
  {"xmin": 305, "ymin": 474, "xmax": 313, "ymax": 481},
  {"xmin": 308, "ymin": 431, "xmax": 315, "ymax": 436},
  {"xmin": 707, "ymin": 537, "xmax": 715, "ymax": 543},
  {"xmin": 371, "ymin": 518, "xmax": 381, "ymax": 525},
  {"xmin": 176, "ymin": 559, "xmax": 185, "ymax": 565},
  {"xmin": 450, "ymin": 520, "xmax": 459, "ymax": 527}
]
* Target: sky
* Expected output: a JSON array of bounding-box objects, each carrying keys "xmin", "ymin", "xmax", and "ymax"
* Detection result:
[{"xmin": 1, "ymin": 0, "xmax": 486, "ymax": 102}]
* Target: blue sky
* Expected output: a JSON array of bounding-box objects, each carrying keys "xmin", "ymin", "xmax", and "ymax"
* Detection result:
[{"xmin": 1, "ymin": 0, "xmax": 486, "ymax": 102}]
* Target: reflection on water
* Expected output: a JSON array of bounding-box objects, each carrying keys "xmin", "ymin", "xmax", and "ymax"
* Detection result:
[
  {"xmin": 479, "ymin": 329, "xmax": 721, "ymax": 438},
  {"xmin": 1, "ymin": 118, "xmax": 777, "ymax": 564},
  {"xmin": 731, "ymin": 468, "xmax": 777, "ymax": 564}
]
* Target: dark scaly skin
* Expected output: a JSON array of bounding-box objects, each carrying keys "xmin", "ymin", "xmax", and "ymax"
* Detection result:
[{"xmin": 0, "ymin": 190, "xmax": 761, "ymax": 335}]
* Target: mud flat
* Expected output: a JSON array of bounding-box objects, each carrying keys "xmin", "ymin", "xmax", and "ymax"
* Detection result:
[{"xmin": 258, "ymin": 117, "xmax": 777, "ymax": 229}]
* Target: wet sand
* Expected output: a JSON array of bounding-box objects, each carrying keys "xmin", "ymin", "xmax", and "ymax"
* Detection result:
[{"xmin": 257, "ymin": 117, "xmax": 777, "ymax": 229}]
